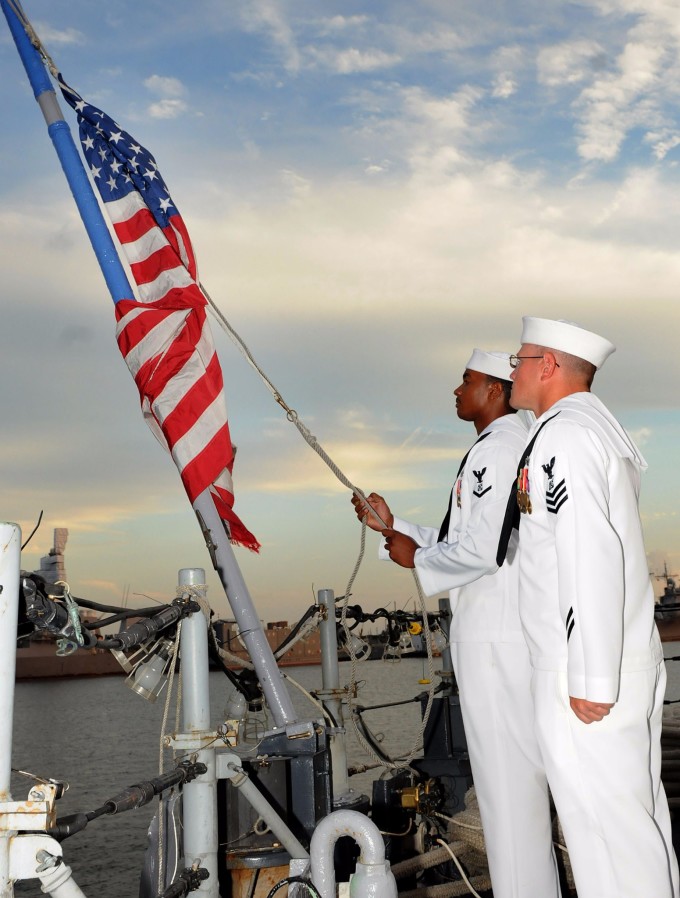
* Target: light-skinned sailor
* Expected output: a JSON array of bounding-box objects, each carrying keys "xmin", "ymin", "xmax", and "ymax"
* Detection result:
[{"xmin": 504, "ymin": 317, "xmax": 679, "ymax": 898}]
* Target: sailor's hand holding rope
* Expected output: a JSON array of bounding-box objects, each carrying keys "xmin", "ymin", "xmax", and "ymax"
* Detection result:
[
  {"xmin": 381, "ymin": 530, "xmax": 419, "ymax": 569},
  {"xmin": 351, "ymin": 492, "xmax": 420, "ymax": 568},
  {"xmin": 351, "ymin": 491, "xmax": 393, "ymax": 530}
]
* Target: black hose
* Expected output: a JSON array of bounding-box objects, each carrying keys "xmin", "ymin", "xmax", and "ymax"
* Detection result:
[
  {"xmin": 50, "ymin": 762, "xmax": 206, "ymax": 841},
  {"xmin": 73, "ymin": 596, "xmax": 167, "ymax": 615},
  {"xmin": 157, "ymin": 866, "xmax": 209, "ymax": 898},
  {"xmin": 83, "ymin": 606, "xmax": 162, "ymax": 630},
  {"xmin": 266, "ymin": 876, "xmax": 322, "ymax": 898}
]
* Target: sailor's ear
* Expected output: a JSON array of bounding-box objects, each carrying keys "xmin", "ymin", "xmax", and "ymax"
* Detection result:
[{"xmin": 537, "ymin": 353, "xmax": 558, "ymax": 381}]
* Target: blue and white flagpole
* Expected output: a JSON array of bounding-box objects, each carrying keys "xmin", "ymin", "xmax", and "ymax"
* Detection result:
[{"xmin": 1, "ymin": 0, "xmax": 299, "ymax": 729}]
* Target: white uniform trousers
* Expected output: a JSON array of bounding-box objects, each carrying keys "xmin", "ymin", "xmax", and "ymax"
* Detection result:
[
  {"xmin": 532, "ymin": 662, "xmax": 679, "ymax": 898},
  {"xmin": 451, "ymin": 641, "xmax": 562, "ymax": 898}
]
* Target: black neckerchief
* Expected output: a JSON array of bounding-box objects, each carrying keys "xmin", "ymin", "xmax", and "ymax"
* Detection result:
[
  {"xmin": 496, "ymin": 413, "xmax": 560, "ymax": 566},
  {"xmin": 437, "ymin": 431, "xmax": 492, "ymax": 542}
]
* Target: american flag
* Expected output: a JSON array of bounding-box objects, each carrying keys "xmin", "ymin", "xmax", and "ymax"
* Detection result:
[{"xmin": 58, "ymin": 76, "xmax": 260, "ymax": 552}]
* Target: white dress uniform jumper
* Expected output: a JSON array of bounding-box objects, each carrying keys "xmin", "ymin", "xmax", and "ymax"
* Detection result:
[{"xmin": 513, "ymin": 392, "xmax": 679, "ymax": 898}]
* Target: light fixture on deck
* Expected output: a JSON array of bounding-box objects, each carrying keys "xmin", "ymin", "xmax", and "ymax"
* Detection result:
[
  {"xmin": 125, "ymin": 637, "xmax": 175, "ymax": 703},
  {"xmin": 111, "ymin": 641, "xmax": 149, "ymax": 674},
  {"xmin": 399, "ymin": 630, "xmax": 416, "ymax": 654},
  {"xmin": 338, "ymin": 627, "xmax": 371, "ymax": 662},
  {"xmin": 430, "ymin": 626, "xmax": 448, "ymax": 655}
]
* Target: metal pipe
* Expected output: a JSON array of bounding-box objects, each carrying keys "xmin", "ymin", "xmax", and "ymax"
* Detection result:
[
  {"xmin": 178, "ymin": 569, "xmax": 218, "ymax": 897},
  {"xmin": 36, "ymin": 859, "xmax": 88, "ymax": 898},
  {"xmin": 193, "ymin": 490, "xmax": 298, "ymax": 728},
  {"xmin": 0, "ymin": 522, "xmax": 21, "ymax": 898},
  {"xmin": 317, "ymin": 589, "xmax": 351, "ymax": 803},
  {"xmin": 225, "ymin": 763, "xmax": 309, "ymax": 861},
  {"xmin": 310, "ymin": 810, "xmax": 387, "ymax": 898},
  {"xmin": 438, "ymin": 598, "xmax": 454, "ymax": 678}
]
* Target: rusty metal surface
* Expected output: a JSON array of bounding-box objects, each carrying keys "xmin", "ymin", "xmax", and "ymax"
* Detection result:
[{"xmin": 231, "ymin": 864, "xmax": 290, "ymax": 898}]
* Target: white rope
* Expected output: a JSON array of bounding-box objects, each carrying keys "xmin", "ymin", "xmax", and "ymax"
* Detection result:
[
  {"xmin": 282, "ymin": 672, "xmax": 334, "ymax": 726},
  {"xmin": 434, "ymin": 812, "xmax": 483, "ymax": 834},
  {"xmin": 435, "ymin": 838, "xmax": 484, "ymax": 898},
  {"xmin": 209, "ymin": 619, "xmax": 256, "ymax": 670},
  {"xmin": 8, "ymin": 0, "xmax": 60, "ymax": 79},
  {"xmin": 203, "ymin": 284, "xmax": 377, "ymax": 514}
]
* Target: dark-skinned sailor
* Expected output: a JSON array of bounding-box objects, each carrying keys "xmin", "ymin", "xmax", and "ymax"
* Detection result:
[
  {"xmin": 353, "ymin": 349, "xmax": 561, "ymax": 898},
  {"xmin": 501, "ymin": 317, "xmax": 679, "ymax": 898}
]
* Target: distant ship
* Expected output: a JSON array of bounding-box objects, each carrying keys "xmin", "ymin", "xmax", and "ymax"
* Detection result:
[
  {"xmin": 654, "ymin": 564, "xmax": 680, "ymax": 642},
  {"xmin": 15, "ymin": 634, "xmax": 125, "ymax": 680}
]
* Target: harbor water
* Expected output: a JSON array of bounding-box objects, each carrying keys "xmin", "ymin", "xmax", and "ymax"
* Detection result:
[
  {"xmin": 10, "ymin": 656, "xmax": 430, "ymax": 896},
  {"xmin": 10, "ymin": 648, "xmax": 680, "ymax": 897}
]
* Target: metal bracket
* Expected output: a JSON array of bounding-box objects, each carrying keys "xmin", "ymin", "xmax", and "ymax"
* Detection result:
[
  {"xmin": 163, "ymin": 730, "xmax": 221, "ymax": 753},
  {"xmin": 194, "ymin": 509, "xmax": 218, "ymax": 569},
  {"xmin": 0, "ymin": 783, "xmax": 58, "ymax": 833},
  {"xmin": 7, "ymin": 834, "xmax": 63, "ymax": 880}
]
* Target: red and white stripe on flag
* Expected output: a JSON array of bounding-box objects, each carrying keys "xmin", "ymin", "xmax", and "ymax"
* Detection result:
[{"xmin": 109, "ymin": 186, "xmax": 259, "ymax": 550}]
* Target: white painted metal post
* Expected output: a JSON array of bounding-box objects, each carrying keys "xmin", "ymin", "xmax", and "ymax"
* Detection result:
[
  {"xmin": 0, "ymin": 522, "xmax": 21, "ymax": 898},
  {"xmin": 178, "ymin": 568, "xmax": 218, "ymax": 897},
  {"xmin": 317, "ymin": 589, "xmax": 352, "ymax": 805}
]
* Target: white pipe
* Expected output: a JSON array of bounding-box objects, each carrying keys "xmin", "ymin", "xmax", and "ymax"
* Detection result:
[
  {"xmin": 36, "ymin": 861, "xmax": 88, "ymax": 897},
  {"xmin": 310, "ymin": 810, "xmax": 386, "ymax": 898},
  {"xmin": 317, "ymin": 589, "xmax": 351, "ymax": 804},
  {"xmin": 0, "ymin": 522, "xmax": 21, "ymax": 898},
  {"xmin": 179, "ymin": 568, "xmax": 218, "ymax": 897},
  {"xmin": 226, "ymin": 763, "xmax": 309, "ymax": 861}
]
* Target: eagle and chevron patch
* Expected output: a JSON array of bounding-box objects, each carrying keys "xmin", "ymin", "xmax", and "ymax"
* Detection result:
[
  {"xmin": 472, "ymin": 467, "xmax": 492, "ymax": 498},
  {"xmin": 542, "ymin": 456, "xmax": 569, "ymax": 514}
]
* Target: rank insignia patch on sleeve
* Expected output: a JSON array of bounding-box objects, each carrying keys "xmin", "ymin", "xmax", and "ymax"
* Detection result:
[
  {"xmin": 472, "ymin": 467, "xmax": 492, "ymax": 498},
  {"xmin": 542, "ymin": 456, "xmax": 569, "ymax": 514}
]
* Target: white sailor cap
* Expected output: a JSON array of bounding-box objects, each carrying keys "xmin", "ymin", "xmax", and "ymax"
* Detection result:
[
  {"xmin": 466, "ymin": 349, "xmax": 513, "ymax": 381},
  {"xmin": 520, "ymin": 317, "xmax": 616, "ymax": 369}
]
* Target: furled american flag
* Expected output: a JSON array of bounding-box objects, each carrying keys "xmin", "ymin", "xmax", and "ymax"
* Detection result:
[{"xmin": 58, "ymin": 76, "xmax": 260, "ymax": 552}]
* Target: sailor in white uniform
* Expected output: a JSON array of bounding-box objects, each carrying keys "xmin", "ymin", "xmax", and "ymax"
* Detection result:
[
  {"xmin": 503, "ymin": 317, "xmax": 679, "ymax": 898},
  {"xmin": 353, "ymin": 349, "xmax": 562, "ymax": 898}
]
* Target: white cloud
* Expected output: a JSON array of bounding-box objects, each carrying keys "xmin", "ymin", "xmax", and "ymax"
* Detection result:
[
  {"xmin": 644, "ymin": 129, "xmax": 680, "ymax": 160},
  {"xmin": 537, "ymin": 39, "xmax": 607, "ymax": 88},
  {"xmin": 402, "ymin": 85, "xmax": 483, "ymax": 136},
  {"xmin": 239, "ymin": 0, "xmax": 301, "ymax": 73},
  {"xmin": 280, "ymin": 169, "xmax": 311, "ymax": 199},
  {"xmin": 307, "ymin": 46, "xmax": 401, "ymax": 74},
  {"xmin": 147, "ymin": 99, "xmax": 189, "ymax": 119},
  {"xmin": 143, "ymin": 74, "xmax": 188, "ymax": 118},
  {"xmin": 34, "ymin": 22, "xmax": 85, "ymax": 45},
  {"xmin": 143, "ymin": 74, "xmax": 187, "ymax": 98},
  {"xmin": 321, "ymin": 15, "xmax": 371, "ymax": 32},
  {"xmin": 492, "ymin": 74, "xmax": 517, "ymax": 99},
  {"xmin": 574, "ymin": 40, "xmax": 665, "ymax": 162},
  {"xmin": 628, "ymin": 426, "xmax": 652, "ymax": 446}
]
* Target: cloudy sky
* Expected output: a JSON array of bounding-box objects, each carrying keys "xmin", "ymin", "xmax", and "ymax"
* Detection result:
[{"xmin": 1, "ymin": 0, "xmax": 679, "ymax": 625}]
